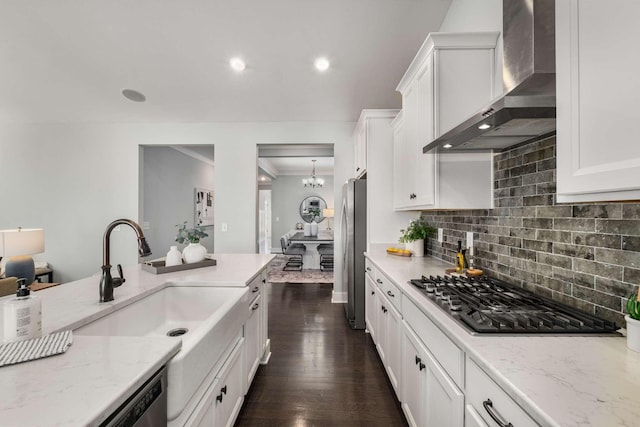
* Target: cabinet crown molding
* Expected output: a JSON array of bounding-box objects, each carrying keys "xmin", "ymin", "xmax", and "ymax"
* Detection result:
[
  {"xmin": 396, "ymin": 31, "xmax": 500, "ymax": 94},
  {"xmin": 353, "ymin": 109, "xmax": 401, "ymax": 136}
]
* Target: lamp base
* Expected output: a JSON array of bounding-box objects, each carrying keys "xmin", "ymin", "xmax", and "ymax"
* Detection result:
[{"xmin": 5, "ymin": 255, "xmax": 36, "ymax": 286}]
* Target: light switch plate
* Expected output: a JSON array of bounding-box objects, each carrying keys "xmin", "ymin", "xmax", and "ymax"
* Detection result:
[
  {"xmin": 437, "ymin": 228, "xmax": 444, "ymax": 243},
  {"xmin": 221, "ymin": 223, "xmax": 228, "ymax": 232}
]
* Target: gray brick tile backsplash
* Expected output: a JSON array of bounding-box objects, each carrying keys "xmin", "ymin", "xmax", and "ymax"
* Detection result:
[
  {"xmin": 622, "ymin": 204, "xmax": 640, "ymax": 219},
  {"xmin": 622, "ymin": 236, "xmax": 640, "ymax": 252},
  {"xmin": 422, "ymin": 136, "xmax": 639, "ymax": 325},
  {"xmin": 537, "ymin": 229, "xmax": 572, "ymax": 243},
  {"xmin": 573, "ymin": 204, "xmax": 622, "ymax": 219},
  {"xmin": 554, "ymin": 218, "xmax": 595, "ymax": 232},
  {"xmin": 573, "ymin": 233, "xmax": 621, "ymax": 249},
  {"xmin": 596, "ymin": 219, "xmax": 640, "ymax": 235}
]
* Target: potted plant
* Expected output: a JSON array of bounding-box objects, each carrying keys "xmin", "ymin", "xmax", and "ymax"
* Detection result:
[
  {"xmin": 399, "ymin": 217, "xmax": 436, "ymax": 257},
  {"xmin": 175, "ymin": 221, "xmax": 209, "ymax": 263},
  {"xmin": 626, "ymin": 290, "xmax": 640, "ymax": 352}
]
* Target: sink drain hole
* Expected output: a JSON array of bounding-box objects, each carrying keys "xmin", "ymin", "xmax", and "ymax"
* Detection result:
[{"xmin": 167, "ymin": 328, "xmax": 188, "ymax": 337}]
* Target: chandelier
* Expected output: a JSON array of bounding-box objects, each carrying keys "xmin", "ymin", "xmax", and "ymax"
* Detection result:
[{"xmin": 302, "ymin": 160, "xmax": 324, "ymax": 188}]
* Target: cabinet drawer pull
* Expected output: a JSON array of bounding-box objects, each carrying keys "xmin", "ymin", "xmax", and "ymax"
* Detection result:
[
  {"xmin": 482, "ymin": 399, "xmax": 513, "ymax": 427},
  {"xmin": 252, "ymin": 286, "xmax": 259, "ymax": 293},
  {"xmin": 366, "ymin": 267, "xmax": 372, "ymax": 272},
  {"xmin": 357, "ymin": 167, "xmax": 360, "ymax": 171},
  {"xmin": 262, "ymin": 278, "xmax": 266, "ymax": 283},
  {"xmin": 371, "ymin": 291, "xmax": 375, "ymax": 295},
  {"xmin": 376, "ymin": 279, "xmax": 383, "ymax": 284},
  {"xmin": 387, "ymin": 290, "xmax": 395, "ymax": 298},
  {"xmin": 415, "ymin": 355, "xmax": 421, "ymax": 365},
  {"xmin": 419, "ymin": 362, "xmax": 425, "ymax": 371},
  {"xmin": 252, "ymin": 303, "xmax": 259, "ymax": 310},
  {"xmin": 221, "ymin": 385, "xmax": 227, "ymax": 395},
  {"xmin": 216, "ymin": 393, "xmax": 223, "ymax": 403}
]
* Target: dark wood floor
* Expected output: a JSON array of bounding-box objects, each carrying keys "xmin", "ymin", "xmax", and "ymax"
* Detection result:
[{"xmin": 235, "ymin": 282, "xmax": 408, "ymax": 427}]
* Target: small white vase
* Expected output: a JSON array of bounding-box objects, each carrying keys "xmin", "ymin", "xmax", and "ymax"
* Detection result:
[
  {"xmin": 182, "ymin": 242, "xmax": 207, "ymax": 264},
  {"xmin": 304, "ymin": 223, "xmax": 311, "ymax": 237},
  {"xmin": 625, "ymin": 316, "xmax": 640, "ymax": 352},
  {"xmin": 408, "ymin": 239, "xmax": 425, "ymax": 257},
  {"xmin": 165, "ymin": 246, "xmax": 183, "ymax": 267},
  {"xmin": 310, "ymin": 220, "xmax": 318, "ymax": 237}
]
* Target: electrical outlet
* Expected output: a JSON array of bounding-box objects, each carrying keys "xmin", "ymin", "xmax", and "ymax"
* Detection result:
[
  {"xmin": 221, "ymin": 223, "xmax": 228, "ymax": 232},
  {"xmin": 437, "ymin": 228, "xmax": 444, "ymax": 243},
  {"xmin": 466, "ymin": 231, "xmax": 474, "ymax": 249}
]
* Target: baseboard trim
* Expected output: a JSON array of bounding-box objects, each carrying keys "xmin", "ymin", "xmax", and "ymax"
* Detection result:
[{"xmin": 331, "ymin": 291, "xmax": 347, "ymax": 303}]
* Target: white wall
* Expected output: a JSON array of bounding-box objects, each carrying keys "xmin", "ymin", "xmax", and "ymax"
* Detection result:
[
  {"xmin": 0, "ymin": 122, "xmax": 353, "ymax": 296},
  {"xmin": 142, "ymin": 146, "xmax": 215, "ymax": 255},
  {"xmin": 439, "ymin": 0, "xmax": 504, "ymax": 98},
  {"xmin": 271, "ymin": 175, "xmax": 335, "ymax": 250}
]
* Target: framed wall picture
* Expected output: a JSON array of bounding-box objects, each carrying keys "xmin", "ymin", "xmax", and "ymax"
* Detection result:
[{"xmin": 195, "ymin": 188, "xmax": 214, "ymax": 227}]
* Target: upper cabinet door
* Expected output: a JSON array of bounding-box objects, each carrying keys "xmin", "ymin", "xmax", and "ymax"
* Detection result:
[{"xmin": 556, "ymin": 0, "xmax": 640, "ymax": 202}]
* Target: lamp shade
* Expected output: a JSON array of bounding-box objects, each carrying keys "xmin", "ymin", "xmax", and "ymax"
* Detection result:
[
  {"xmin": 0, "ymin": 228, "xmax": 45, "ymax": 257},
  {"xmin": 322, "ymin": 208, "xmax": 334, "ymax": 218}
]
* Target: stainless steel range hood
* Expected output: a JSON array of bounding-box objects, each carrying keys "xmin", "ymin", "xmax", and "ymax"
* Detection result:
[{"xmin": 424, "ymin": 0, "xmax": 556, "ymax": 153}]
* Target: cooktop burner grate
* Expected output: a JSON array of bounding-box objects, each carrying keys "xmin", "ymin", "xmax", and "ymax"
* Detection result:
[{"xmin": 409, "ymin": 275, "xmax": 618, "ymax": 334}]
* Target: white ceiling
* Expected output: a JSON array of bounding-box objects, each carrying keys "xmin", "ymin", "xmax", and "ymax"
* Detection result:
[
  {"xmin": 0, "ymin": 0, "xmax": 452, "ymax": 123},
  {"xmin": 260, "ymin": 157, "xmax": 334, "ymax": 179}
]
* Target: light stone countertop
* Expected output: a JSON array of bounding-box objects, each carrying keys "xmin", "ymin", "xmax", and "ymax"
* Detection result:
[
  {"xmin": 366, "ymin": 248, "xmax": 640, "ymax": 427},
  {"xmin": 0, "ymin": 253, "xmax": 274, "ymax": 427}
]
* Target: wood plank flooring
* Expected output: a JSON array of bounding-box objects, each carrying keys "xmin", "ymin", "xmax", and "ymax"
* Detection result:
[{"xmin": 235, "ymin": 282, "xmax": 408, "ymax": 426}]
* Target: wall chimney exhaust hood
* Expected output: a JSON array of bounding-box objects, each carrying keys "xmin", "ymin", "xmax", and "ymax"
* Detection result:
[{"xmin": 424, "ymin": 0, "xmax": 556, "ymax": 153}]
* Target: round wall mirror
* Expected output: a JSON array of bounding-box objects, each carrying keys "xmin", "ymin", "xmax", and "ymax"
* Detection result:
[{"xmin": 299, "ymin": 196, "xmax": 327, "ymax": 223}]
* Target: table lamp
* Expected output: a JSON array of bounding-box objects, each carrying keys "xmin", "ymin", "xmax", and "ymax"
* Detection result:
[
  {"xmin": 323, "ymin": 208, "xmax": 335, "ymax": 231},
  {"xmin": 0, "ymin": 228, "xmax": 45, "ymax": 286}
]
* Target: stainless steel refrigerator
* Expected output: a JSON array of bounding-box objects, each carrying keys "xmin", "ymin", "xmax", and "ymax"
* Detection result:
[{"xmin": 341, "ymin": 178, "xmax": 366, "ymax": 329}]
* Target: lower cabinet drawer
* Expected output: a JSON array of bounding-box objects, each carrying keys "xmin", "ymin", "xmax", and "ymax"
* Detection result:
[
  {"xmin": 376, "ymin": 271, "xmax": 402, "ymax": 313},
  {"xmin": 466, "ymin": 357, "xmax": 538, "ymax": 427},
  {"xmin": 403, "ymin": 297, "xmax": 463, "ymax": 387}
]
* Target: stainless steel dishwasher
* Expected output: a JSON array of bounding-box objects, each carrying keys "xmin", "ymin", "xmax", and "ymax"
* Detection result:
[{"xmin": 100, "ymin": 367, "xmax": 167, "ymax": 427}]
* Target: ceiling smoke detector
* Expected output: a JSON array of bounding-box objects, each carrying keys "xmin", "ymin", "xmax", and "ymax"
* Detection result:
[{"xmin": 122, "ymin": 89, "xmax": 146, "ymax": 103}]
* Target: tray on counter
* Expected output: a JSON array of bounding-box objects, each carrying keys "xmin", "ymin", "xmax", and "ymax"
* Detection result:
[{"xmin": 142, "ymin": 257, "xmax": 217, "ymax": 274}]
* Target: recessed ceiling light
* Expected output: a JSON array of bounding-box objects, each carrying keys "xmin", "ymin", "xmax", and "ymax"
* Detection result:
[
  {"xmin": 478, "ymin": 123, "xmax": 491, "ymax": 130},
  {"xmin": 122, "ymin": 89, "xmax": 146, "ymax": 102},
  {"xmin": 443, "ymin": 144, "xmax": 453, "ymax": 149},
  {"xmin": 314, "ymin": 57, "xmax": 330, "ymax": 72},
  {"xmin": 260, "ymin": 176, "xmax": 266, "ymax": 181},
  {"xmin": 230, "ymin": 57, "xmax": 246, "ymax": 72}
]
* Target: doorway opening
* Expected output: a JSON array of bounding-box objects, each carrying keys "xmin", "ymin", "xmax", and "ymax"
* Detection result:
[{"xmin": 257, "ymin": 144, "xmax": 334, "ymax": 281}]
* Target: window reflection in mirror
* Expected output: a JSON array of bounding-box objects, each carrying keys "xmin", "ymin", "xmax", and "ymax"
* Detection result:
[{"xmin": 300, "ymin": 196, "xmax": 327, "ymax": 223}]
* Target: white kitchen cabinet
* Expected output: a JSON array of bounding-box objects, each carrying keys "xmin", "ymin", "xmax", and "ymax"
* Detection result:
[
  {"xmin": 464, "ymin": 406, "xmax": 488, "ymax": 427},
  {"xmin": 354, "ymin": 110, "xmax": 414, "ymax": 248},
  {"xmin": 402, "ymin": 321, "xmax": 464, "ymax": 427},
  {"xmin": 556, "ymin": 0, "xmax": 640, "ymax": 202},
  {"xmin": 365, "ymin": 270, "xmax": 377, "ymax": 342},
  {"xmin": 244, "ymin": 294, "xmax": 261, "ymax": 392},
  {"xmin": 466, "ymin": 357, "xmax": 537, "ymax": 427},
  {"xmin": 381, "ymin": 294, "xmax": 402, "ymax": 396},
  {"xmin": 395, "ymin": 32, "xmax": 498, "ymax": 210},
  {"xmin": 392, "ymin": 112, "xmax": 407, "ymax": 210},
  {"xmin": 189, "ymin": 337, "xmax": 245, "ymax": 427},
  {"xmin": 258, "ymin": 273, "xmax": 269, "ymax": 364},
  {"xmin": 354, "ymin": 121, "xmax": 367, "ymax": 178}
]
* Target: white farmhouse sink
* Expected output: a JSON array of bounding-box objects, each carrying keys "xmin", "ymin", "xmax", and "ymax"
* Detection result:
[{"xmin": 76, "ymin": 285, "xmax": 250, "ymax": 420}]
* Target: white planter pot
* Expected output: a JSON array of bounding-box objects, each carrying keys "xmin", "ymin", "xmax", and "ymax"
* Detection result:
[
  {"xmin": 407, "ymin": 239, "xmax": 425, "ymax": 257},
  {"xmin": 182, "ymin": 242, "xmax": 207, "ymax": 264},
  {"xmin": 626, "ymin": 315, "xmax": 640, "ymax": 352},
  {"xmin": 165, "ymin": 246, "xmax": 183, "ymax": 267}
]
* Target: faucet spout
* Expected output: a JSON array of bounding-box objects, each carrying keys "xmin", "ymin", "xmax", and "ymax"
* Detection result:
[{"xmin": 99, "ymin": 219, "xmax": 152, "ymax": 303}]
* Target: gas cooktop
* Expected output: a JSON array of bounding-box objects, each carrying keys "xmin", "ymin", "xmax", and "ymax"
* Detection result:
[{"xmin": 410, "ymin": 275, "xmax": 619, "ymax": 334}]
